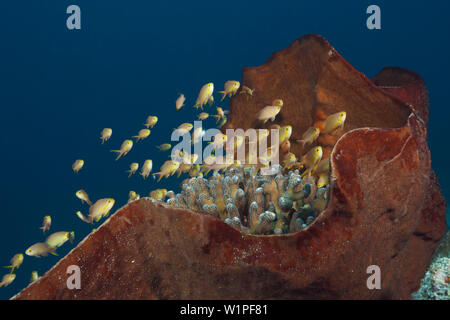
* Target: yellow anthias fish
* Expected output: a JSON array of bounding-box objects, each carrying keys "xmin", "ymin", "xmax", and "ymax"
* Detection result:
[
  {"xmin": 45, "ymin": 231, "xmax": 74, "ymax": 250},
  {"xmin": 317, "ymin": 172, "xmax": 329, "ymax": 188},
  {"xmin": 184, "ymin": 152, "xmax": 198, "ymax": 165},
  {"xmin": 282, "ymin": 153, "xmax": 297, "ymax": 169},
  {"xmin": 4, "ymin": 254, "xmax": 24, "ymax": 274},
  {"xmin": 300, "ymin": 146, "xmax": 323, "ymax": 171},
  {"xmin": 140, "ymin": 159, "xmax": 153, "ymax": 179},
  {"xmin": 170, "ymin": 149, "xmax": 185, "ymax": 162},
  {"xmin": 207, "ymin": 95, "xmax": 214, "ymax": 106},
  {"xmin": 100, "ymin": 128, "xmax": 112, "ymax": 144},
  {"xmin": 176, "ymin": 93, "xmax": 185, "ymax": 110},
  {"xmin": 217, "ymin": 117, "xmax": 227, "ymax": 128},
  {"xmin": 239, "ymin": 86, "xmax": 254, "ymax": 100},
  {"xmin": 194, "ymin": 83, "xmax": 214, "ymax": 110},
  {"xmin": 128, "ymin": 191, "xmax": 140, "ymax": 203},
  {"xmin": 144, "ymin": 116, "xmax": 158, "ymax": 128},
  {"xmin": 198, "ymin": 112, "xmax": 209, "ymax": 120},
  {"xmin": 219, "ymin": 80, "xmax": 240, "ymax": 101},
  {"xmin": 149, "ymin": 189, "xmax": 168, "ymax": 201},
  {"xmin": 297, "ymin": 127, "xmax": 320, "ymax": 149},
  {"xmin": 0, "ymin": 274, "xmax": 16, "ymax": 288},
  {"xmin": 279, "ymin": 125, "xmax": 292, "ymax": 144},
  {"xmin": 25, "ymin": 242, "xmax": 57, "ymax": 257},
  {"xmin": 176, "ymin": 153, "xmax": 198, "ymax": 177},
  {"xmin": 314, "ymin": 157, "xmax": 330, "ymax": 174},
  {"xmin": 40, "ymin": 215, "xmax": 52, "ymax": 233},
  {"xmin": 202, "ymin": 157, "xmax": 234, "ymax": 175},
  {"xmin": 88, "ymin": 198, "xmax": 115, "ymax": 223},
  {"xmin": 189, "ymin": 164, "xmax": 201, "ymax": 177},
  {"xmin": 75, "ymin": 211, "xmax": 90, "ymax": 224},
  {"xmin": 175, "ymin": 123, "xmax": 193, "ymax": 135},
  {"xmin": 177, "ymin": 163, "xmax": 192, "ymax": 178},
  {"xmin": 72, "ymin": 159, "xmax": 84, "ymax": 173},
  {"xmin": 111, "ymin": 140, "xmax": 133, "ymax": 160},
  {"xmin": 156, "ymin": 143, "xmax": 172, "ymax": 152},
  {"xmin": 153, "ymin": 160, "xmax": 180, "ymax": 182},
  {"xmin": 30, "ymin": 271, "xmax": 39, "ymax": 283},
  {"xmin": 272, "ymin": 99, "xmax": 283, "ymax": 107},
  {"xmin": 322, "ymin": 111, "xmax": 347, "ymax": 134},
  {"xmin": 133, "ymin": 129, "xmax": 151, "ymax": 142},
  {"xmin": 76, "ymin": 189, "xmax": 92, "ymax": 206},
  {"xmin": 257, "ymin": 105, "xmax": 282, "ymax": 123},
  {"xmin": 212, "ymin": 107, "xmax": 228, "ymax": 123},
  {"xmin": 127, "ymin": 162, "xmax": 139, "ymax": 177}
]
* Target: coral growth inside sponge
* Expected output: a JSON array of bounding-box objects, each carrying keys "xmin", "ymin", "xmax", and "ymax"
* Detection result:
[{"xmin": 162, "ymin": 165, "xmax": 329, "ymax": 235}]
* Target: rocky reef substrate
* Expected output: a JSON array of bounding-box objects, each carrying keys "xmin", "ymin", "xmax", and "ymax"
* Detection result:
[
  {"xmin": 413, "ymin": 231, "xmax": 449, "ymax": 300},
  {"xmin": 12, "ymin": 35, "xmax": 446, "ymax": 300}
]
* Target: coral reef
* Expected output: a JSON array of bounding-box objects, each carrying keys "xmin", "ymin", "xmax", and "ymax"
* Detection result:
[
  {"xmin": 12, "ymin": 34, "xmax": 446, "ymax": 300},
  {"xmin": 165, "ymin": 166, "xmax": 328, "ymax": 235},
  {"xmin": 412, "ymin": 231, "xmax": 450, "ymax": 300}
]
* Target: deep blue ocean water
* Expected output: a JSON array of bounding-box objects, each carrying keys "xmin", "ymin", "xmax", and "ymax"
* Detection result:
[{"xmin": 0, "ymin": 1, "xmax": 448, "ymax": 299}]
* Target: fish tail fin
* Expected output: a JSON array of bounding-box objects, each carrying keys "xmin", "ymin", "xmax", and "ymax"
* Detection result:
[
  {"xmin": 49, "ymin": 250, "xmax": 58, "ymax": 256},
  {"xmin": 218, "ymin": 91, "xmax": 226, "ymax": 101},
  {"xmin": 193, "ymin": 103, "xmax": 203, "ymax": 110},
  {"xmin": 87, "ymin": 200, "xmax": 92, "ymax": 206},
  {"xmin": 152, "ymin": 172, "xmax": 162, "ymax": 182},
  {"xmin": 111, "ymin": 150, "xmax": 121, "ymax": 160},
  {"xmin": 297, "ymin": 140, "xmax": 306, "ymax": 149}
]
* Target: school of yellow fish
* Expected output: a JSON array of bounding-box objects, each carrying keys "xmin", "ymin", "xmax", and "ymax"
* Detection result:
[{"xmin": 1, "ymin": 79, "xmax": 346, "ymax": 289}]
